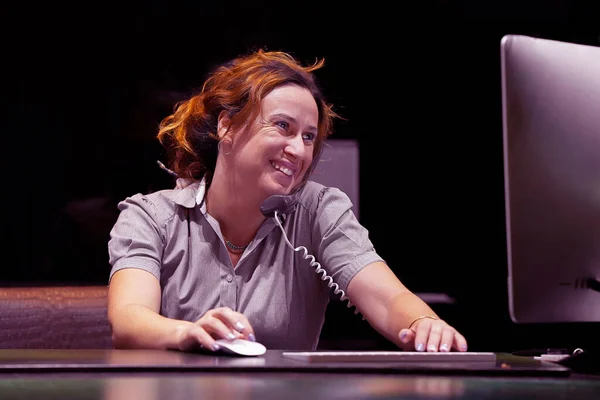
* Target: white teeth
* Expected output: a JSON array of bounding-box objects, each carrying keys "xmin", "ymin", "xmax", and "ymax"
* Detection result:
[
  {"xmin": 271, "ymin": 161, "xmax": 294, "ymax": 177},
  {"xmin": 279, "ymin": 167, "xmax": 293, "ymax": 176}
]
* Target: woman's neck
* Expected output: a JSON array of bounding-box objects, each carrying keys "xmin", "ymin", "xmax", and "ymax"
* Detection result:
[{"xmin": 205, "ymin": 179, "xmax": 266, "ymax": 247}]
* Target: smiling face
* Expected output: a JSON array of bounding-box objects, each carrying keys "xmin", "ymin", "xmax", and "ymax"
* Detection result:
[{"xmin": 228, "ymin": 84, "xmax": 319, "ymax": 201}]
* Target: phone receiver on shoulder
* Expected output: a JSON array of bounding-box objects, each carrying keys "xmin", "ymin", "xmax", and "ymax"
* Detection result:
[{"xmin": 260, "ymin": 195, "xmax": 298, "ymax": 218}]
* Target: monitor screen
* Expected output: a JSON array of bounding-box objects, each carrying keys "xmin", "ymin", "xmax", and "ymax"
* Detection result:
[{"xmin": 501, "ymin": 34, "xmax": 600, "ymax": 323}]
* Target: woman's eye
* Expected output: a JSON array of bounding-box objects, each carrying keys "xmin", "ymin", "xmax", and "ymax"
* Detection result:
[
  {"xmin": 303, "ymin": 132, "xmax": 316, "ymax": 143},
  {"xmin": 276, "ymin": 121, "xmax": 289, "ymax": 130}
]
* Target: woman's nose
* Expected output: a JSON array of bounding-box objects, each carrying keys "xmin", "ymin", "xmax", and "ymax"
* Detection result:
[{"xmin": 284, "ymin": 134, "xmax": 305, "ymax": 157}]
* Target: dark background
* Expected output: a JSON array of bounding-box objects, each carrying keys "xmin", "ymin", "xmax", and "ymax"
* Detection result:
[{"xmin": 3, "ymin": 1, "xmax": 599, "ymax": 353}]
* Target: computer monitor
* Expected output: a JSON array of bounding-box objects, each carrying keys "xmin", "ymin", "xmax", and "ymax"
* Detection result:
[{"xmin": 501, "ymin": 34, "xmax": 600, "ymax": 323}]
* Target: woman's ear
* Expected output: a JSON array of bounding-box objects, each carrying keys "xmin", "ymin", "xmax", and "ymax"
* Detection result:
[{"xmin": 217, "ymin": 110, "xmax": 231, "ymax": 139}]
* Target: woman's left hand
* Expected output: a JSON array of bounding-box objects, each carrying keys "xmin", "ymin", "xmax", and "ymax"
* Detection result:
[{"xmin": 397, "ymin": 318, "xmax": 468, "ymax": 352}]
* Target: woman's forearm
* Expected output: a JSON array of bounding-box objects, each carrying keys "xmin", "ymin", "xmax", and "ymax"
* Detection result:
[
  {"xmin": 347, "ymin": 262, "xmax": 440, "ymax": 348},
  {"xmin": 109, "ymin": 303, "xmax": 194, "ymax": 350}
]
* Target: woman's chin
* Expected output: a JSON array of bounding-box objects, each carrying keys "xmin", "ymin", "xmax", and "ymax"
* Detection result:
[{"xmin": 263, "ymin": 177, "xmax": 294, "ymax": 196}]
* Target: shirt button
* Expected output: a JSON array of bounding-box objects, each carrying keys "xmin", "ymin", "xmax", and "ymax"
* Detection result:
[{"xmin": 226, "ymin": 274, "xmax": 233, "ymax": 283}]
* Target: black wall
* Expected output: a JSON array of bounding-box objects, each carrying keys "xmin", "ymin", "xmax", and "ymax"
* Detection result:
[{"xmin": 4, "ymin": 0, "xmax": 599, "ymax": 353}]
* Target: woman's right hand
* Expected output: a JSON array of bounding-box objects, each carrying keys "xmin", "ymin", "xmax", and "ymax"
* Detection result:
[{"xmin": 175, "ymin": 307, "xmax": 257, "ymax": 352}]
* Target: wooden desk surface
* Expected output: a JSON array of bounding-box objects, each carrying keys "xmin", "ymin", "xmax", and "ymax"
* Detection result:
[
  {"xmin": 0, "ymin": 350, "xmax": 597, "ymax": 400},
  {"xmin": 0, "ymin": 349, "xmax": 568, "ymax": 375},
  {"xmin": 0, "ymin": 372, "xmax": 597, "ymax": 400}
]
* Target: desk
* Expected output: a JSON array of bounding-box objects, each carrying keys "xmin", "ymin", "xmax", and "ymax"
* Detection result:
[{"xmin": 0, "ymin": 350, "xmax": 597, "ymax": 399}]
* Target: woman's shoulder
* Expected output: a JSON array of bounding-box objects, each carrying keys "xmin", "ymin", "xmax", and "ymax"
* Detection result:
[
  {"xmin": 295, "ymin": 180, "xmax": 354, "ymax": 213},
  {"xmin": 117, "ymin": 181, "xmax": 202, "ymax": 220}
]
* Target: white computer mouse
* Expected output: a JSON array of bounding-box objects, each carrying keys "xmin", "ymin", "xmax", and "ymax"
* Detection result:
[{"xmin": 213, "ymin": 338, "xmax": 267, "ymax": 356}]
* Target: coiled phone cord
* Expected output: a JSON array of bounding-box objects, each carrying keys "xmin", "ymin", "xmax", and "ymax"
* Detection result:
[{"xmin": 273, "ymin": 210, "xmax": 362, "ymax": 318}]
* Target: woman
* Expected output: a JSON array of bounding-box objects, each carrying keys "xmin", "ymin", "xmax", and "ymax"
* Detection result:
[{"xmin": 108, "ymin": 49, "xmax": 468, "ymax": 353}]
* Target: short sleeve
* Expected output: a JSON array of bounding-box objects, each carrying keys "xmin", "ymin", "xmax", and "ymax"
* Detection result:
[
  {"xmin": 310, "ymin": 186, "xmax": 385, "ymax": 290},
  {"xmin": 108, "ymin": 194, "xmax": 165, "ymax": 282}
]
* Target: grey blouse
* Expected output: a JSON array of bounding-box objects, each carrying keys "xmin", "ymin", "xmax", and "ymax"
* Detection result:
[{"xmin": 108, "ymin": 179, "xmax": 384, "ymax": 350}]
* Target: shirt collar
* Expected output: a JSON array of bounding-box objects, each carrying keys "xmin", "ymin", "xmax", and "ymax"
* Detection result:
[{"xmin": 172, "ymin": 178, "xmax": 207, "ymax": 209}]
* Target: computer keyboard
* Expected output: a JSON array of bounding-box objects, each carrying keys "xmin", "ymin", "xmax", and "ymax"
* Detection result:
[{"xmin": 282, "ymin": 351, "xmax": 496, "ymax": 363}]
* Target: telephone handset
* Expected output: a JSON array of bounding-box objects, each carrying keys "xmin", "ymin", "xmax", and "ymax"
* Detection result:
[
  {"xmin": 261, "ymin": 195, "xmax": 361, "ymax": 318},
  {"xmin": 260, "ymin": 194, "xmax": 298, "ymax": 219}
]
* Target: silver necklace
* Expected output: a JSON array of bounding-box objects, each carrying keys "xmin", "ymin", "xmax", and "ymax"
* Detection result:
[{"xmin": 225, "ymin": 239, "xmax": 248, "ymax": 253}]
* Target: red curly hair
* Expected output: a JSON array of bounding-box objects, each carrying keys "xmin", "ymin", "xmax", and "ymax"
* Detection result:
[{"xmin": 157, "ymin": 49, "xmax": 339, "ymax": 186}]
